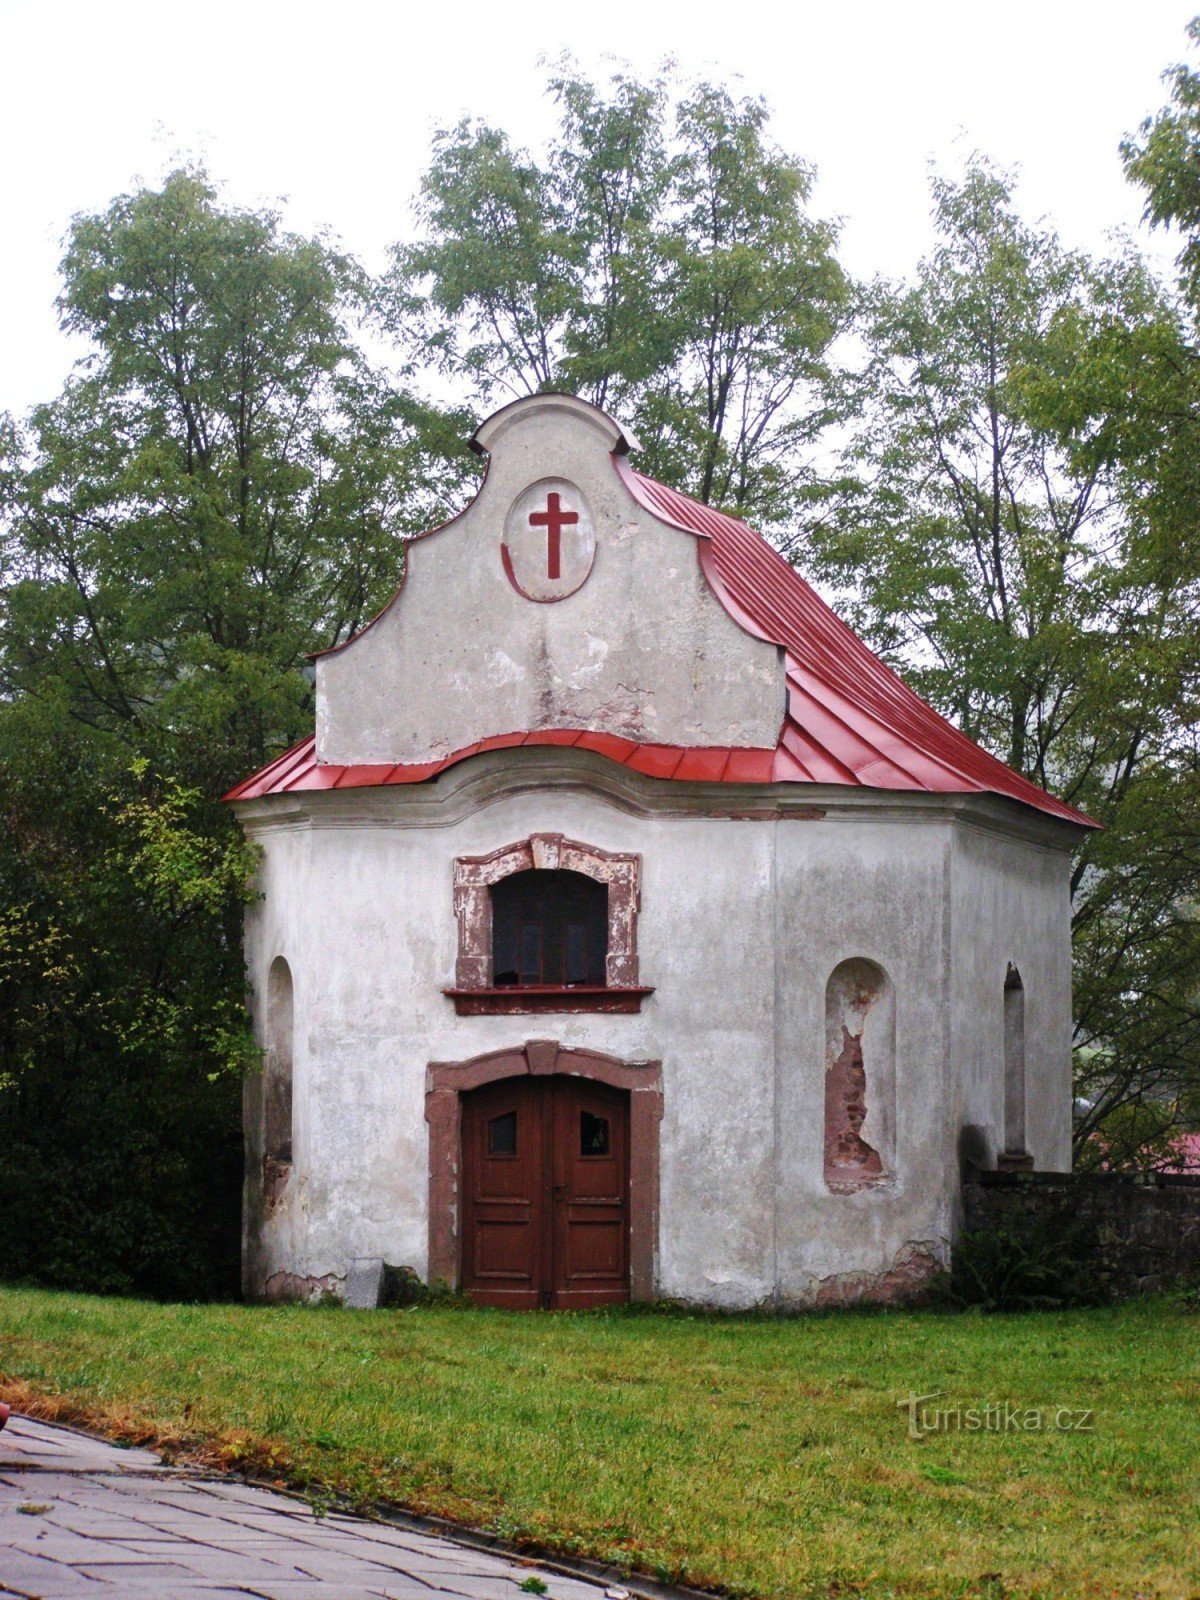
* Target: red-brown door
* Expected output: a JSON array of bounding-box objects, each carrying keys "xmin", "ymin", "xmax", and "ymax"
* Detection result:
[
  {"xmin": 459, "ymin": 1076, "xmax": 545, "ymax": 1309},
  {"xmin": 460, "ymin": 1076, "xmax": 629, "ymax": 1309},
  {"xmin": 550, "ymin": 1077, "xmax": 629, "ymax": 1308}
]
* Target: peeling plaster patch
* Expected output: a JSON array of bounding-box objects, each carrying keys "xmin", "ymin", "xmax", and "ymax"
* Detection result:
[
  {"xmin": 825, "ymin": 1026, "xmax": 882, "ymax": 1183},
  {"xmin": 814, "ymin": 1241, "xmax": 943, "ymax": 1308},
  {"xmin": 572, "ymin": 633, "xmax": 611, "ymax": 682},
  {"xmin": 263, "ymin": 1271, "xmax": 342, "ymax": 1305},
  {"xmin": 263, "ymin": 1157, "xmax": 292, "ymax": 1209},
  {"xmin": 558, "ymin": 680, "xmax": 647, "ymax": 736}
]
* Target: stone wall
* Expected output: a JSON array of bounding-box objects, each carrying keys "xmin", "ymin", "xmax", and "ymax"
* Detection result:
[{"xmin": 963, "ymin": 1169, "xmax": 1200, "ymax": 1297}]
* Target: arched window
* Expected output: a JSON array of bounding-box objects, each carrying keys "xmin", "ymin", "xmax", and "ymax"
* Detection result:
[
  {"xmin": 449, "ymin": 833, "xmax": 649, "ymax": 1014},
  {"xmin": 264, "ymin": 956, "xmax": 294, "ymax": 1166},
  {"xmin": 1003, "ymin": 963, "xmax": 1026, "ymax": 1156},
  {"xmin": 824, "ymin": 958, "xmax": 895, "ymax": 1192},
  {"xmin": 491, "ymin": 869, "xmax": 608, "ymax": 988}
]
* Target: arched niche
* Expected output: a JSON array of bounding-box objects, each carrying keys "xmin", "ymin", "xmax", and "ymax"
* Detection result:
[
  {"xmin": 264, "ymin": 956, "xmax": 294, "ymax": 1173},
  {"xmin": 1003, "ymin": 962, "xmax": 1027, "ymax": 1156},
  {"xmin": 823, "ymin": 958, "xmax": 896, "ymax": 1193}
]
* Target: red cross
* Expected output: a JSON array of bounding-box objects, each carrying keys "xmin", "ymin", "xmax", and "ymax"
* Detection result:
[{"xmin": 527, "ymin": 491, "xmax": 578, "ymax": 581}]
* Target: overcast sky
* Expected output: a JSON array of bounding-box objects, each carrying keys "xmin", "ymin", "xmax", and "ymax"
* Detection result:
[{"xmin": 2, "ymin": 0, "xmax": 1195, "ymax": 417}]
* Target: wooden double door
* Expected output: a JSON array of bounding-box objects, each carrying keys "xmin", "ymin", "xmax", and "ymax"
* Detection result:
[{"xmin": 460, "ymin": 1075, "xmax": 630, "ymax": 1308}]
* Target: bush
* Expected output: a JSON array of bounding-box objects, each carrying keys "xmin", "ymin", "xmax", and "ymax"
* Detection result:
[{"xmin": 950, "ymin": 1212, "xmax": 1110, "ymax": 1311}]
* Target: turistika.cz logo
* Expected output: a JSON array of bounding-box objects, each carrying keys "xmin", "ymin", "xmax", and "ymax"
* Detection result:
[{"xmin": 897, "ymin": 1390, "xmax": 1095, "ymax": 1439}]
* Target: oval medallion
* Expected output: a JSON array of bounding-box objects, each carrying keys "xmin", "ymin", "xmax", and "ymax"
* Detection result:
[{"xmin": 502, "ymin": 478, "xmax": 596, "ymax": 602}]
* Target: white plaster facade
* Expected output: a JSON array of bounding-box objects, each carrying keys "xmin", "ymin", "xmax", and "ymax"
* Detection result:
[{"xmin": 233, "ymin": 395, "xmax": 1084, "ymax": 1309}]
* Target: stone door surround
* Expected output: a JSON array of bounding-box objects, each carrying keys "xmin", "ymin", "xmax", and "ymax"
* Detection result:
[{"xmin": 425, "ymin": 1040, "xmax": 663, "ymax": 1300}]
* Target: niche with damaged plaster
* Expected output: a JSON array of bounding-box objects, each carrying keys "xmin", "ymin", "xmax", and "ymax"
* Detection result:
[
  {"xmin": 824, "ymin": 958, "xmax": 895, "ymax": 1193},
  {"xmin": 263, "ymin": 955, "xmax": 294, "ymax": 1204}
]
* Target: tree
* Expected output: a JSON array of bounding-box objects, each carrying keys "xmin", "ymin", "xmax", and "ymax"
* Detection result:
[
  {"xmin": 1123, "ymin": 16, "xmax": 1200, "ymax": 306},
  {"xmin": 0, "ymin": 169, "xmax": 470, "ymax": 1294},
  {"xmin": 5, "ymin": 169, "xmax": 468, "ymax": 791},
  {"xmin": 801, "ymin": 159, "xmax": 1200, "ymax": 1165},
  {"xmin": 0, "ymin": 766, "xmax": 257, "ymax": 1296},
  {"xmin": 386, "ymin": 66, "xmax": 852, "ymax": 527}
]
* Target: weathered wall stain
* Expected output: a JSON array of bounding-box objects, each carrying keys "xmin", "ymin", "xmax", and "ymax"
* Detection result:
[{"xmin": 262, "ymin": 1156, "xmax": 291, "ymax": 1209}]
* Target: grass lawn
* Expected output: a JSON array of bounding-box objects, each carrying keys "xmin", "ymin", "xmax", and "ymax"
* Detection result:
[{"xmin": 1, "ymin": 1289, "xmax": 1197, "ymax": 1599}]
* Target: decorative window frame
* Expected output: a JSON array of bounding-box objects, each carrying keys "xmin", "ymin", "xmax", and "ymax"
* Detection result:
[
  {"xmin": 425, "ymin": 1039, "xmax": 663, "ymax": 1299},
  {"xmin": 444, "ymin": 832, "xmax": 652, "ymax": 1014}
]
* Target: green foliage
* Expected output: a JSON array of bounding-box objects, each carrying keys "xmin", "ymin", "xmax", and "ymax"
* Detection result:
[
  {"xmin": 950, "ymin": 1218, "xmax": 1109, "ymax": 1311},
  {"xmin": 112, "ymin": 760, "xmax": 260, "ymax": 925},
  {"xmin": 387, "ymin": 64, "xmax": 852, "ymax": 526},
  {"xmin": 0, "ymin": 765, "xmax": 258, "ymax": 1296},
  {"xmin": 1123, "ymin": 16, "xmax": 1200, "ymax": 305},
  {"xmin": 802, "ymin": 157, "xmax": 1200, "ymax": 1158},
  {"xmin": 0, "ymin": 168, "xmax": 470, "ymax": 1297},
  {"xmin": 378, "ymin": 1263, "xmax": 471, "ymax": 1308},
  {"xmin": 5, "ymin": 168, "xmax": 470, "ymax": 791}
]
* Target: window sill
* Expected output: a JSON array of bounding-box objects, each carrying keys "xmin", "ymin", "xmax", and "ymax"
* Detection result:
[{"xmin": 443, "ymin": 985, "xmax": 654, "ymax": 1016}]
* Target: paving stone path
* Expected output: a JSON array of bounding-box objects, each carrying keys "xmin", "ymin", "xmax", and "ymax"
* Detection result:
[{"xmin": 0, "ymin": 1415, "xmax": 629, "ymax": 1600}]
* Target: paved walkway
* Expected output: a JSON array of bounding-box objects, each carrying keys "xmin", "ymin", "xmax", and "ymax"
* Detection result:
[{"xmin": 0, "ymin": 1415, "xmax": 629, "ymax": 1600}]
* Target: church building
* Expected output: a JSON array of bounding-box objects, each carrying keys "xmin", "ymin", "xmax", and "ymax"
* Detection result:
[{"xmin": 226, "ymin": 393, "xmax": 1093, "ymax": 1310}]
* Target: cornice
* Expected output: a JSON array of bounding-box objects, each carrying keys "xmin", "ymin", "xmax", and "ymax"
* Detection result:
[{"xmin": 230, "ymin": 746, "xmax": 1083, "ymax": 854}]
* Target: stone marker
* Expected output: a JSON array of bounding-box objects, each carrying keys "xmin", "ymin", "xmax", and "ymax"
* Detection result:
[{"xmin": 344, "ymin": 1257, "xmax": 384, "ymax": 1309}]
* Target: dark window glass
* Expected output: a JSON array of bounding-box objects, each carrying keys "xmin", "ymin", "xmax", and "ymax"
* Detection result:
[
  {"xmin": 490, "ymin": 869, "xmax": 608, "ymax": 987},
  {"xmin": 581, "ymin": 1111, "xmax": 610, "ymax": 1156},
  {"xmin": 566, "ymin": 922, "xmax": 588, "ymax": 986},
  {"xmin": 520, "ymin": 924, "xmax": 543, "ymax": 981},
  {"xmin": 488, "ymin": 1111, "xmax": 517, "ymax": 1156}
]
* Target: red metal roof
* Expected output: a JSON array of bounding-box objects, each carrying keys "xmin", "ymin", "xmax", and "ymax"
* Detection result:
[
  {"xmin": 618, "ymin": 462, "xmax": 1093, "ymax": 826},
  {"xmin": 226, "ymin": 457, "xmax": 1095, "ymax": 828}
]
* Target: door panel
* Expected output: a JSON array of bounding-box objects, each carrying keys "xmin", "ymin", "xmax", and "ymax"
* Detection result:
[
  {"xmin": 551, "ymin": 1079, "xmax": 630, "ymax": 1307},
  {"xmin": 460, "ymin": 1078, "xmax": 545, "ymax": 1308},
  {"xmin": 460, "ymin": 1076, "xmax": 629, "ymax": 1308}
]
